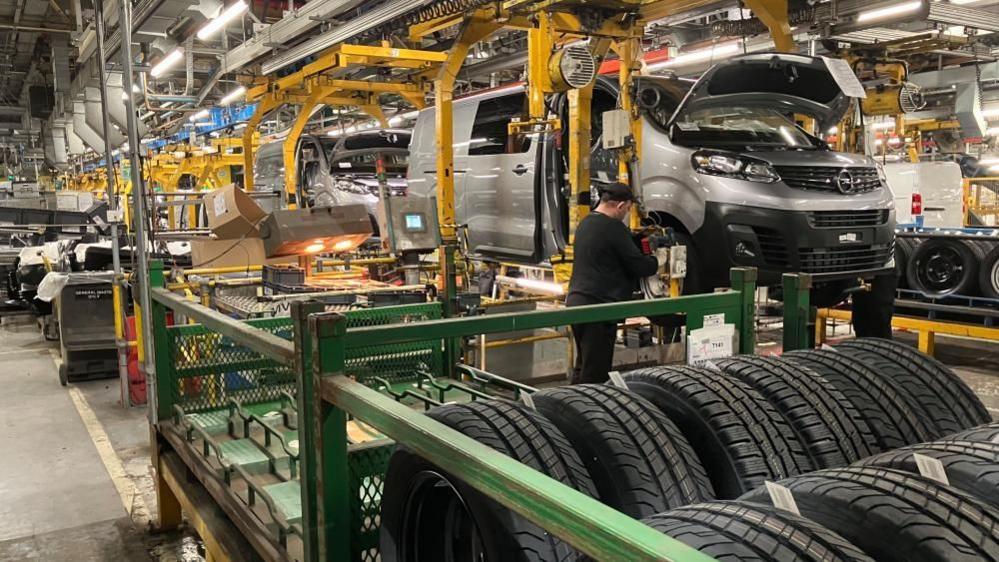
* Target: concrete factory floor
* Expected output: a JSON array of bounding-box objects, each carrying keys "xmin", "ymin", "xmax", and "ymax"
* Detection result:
[
  {"xmin": 0, "ymin": 314, "xmax": 994, "ymax": 561},
  {"xmin": 0, "ymin": 317, "xmax": 199, "ymax": 562}
]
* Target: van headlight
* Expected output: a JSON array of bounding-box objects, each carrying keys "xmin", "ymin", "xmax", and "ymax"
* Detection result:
[{"xmin": 691, "ymin": 150, "xmax": 780, "ymax": 184}]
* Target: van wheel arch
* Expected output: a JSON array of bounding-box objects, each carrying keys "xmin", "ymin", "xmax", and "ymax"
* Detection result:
[{"xmin": 645, "ymin": 211, "xmax": 692, "ymax": 235}]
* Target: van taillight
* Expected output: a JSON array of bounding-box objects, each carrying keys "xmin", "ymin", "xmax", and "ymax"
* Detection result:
[{"xmin": 911, "ymin": 193, "xmax": 923, "ymax": 216}]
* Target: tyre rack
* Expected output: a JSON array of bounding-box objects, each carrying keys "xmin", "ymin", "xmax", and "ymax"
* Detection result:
[{"xmin": 148, "ymin": 260, "xmax": 813, "ymax": 562}]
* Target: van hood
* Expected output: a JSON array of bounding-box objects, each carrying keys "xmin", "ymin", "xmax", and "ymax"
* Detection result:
[{"xmin": 675, "ymin": 53, "xmax": 852, "ymax": 131}]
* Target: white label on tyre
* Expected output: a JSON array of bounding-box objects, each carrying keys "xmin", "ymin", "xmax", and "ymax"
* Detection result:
[
  {"xmin": 608, "ymin": 371, "xmax": 628, "ymax": 390},
  {"xmin": 913, "ymin": 453, "xmax": 950, "ymax": 485},
  {"xmin": 521, "ymin": 392, "xmax": 536, "ymax": 410},
  {"xmin": 765, "ymin": 481, "xmax": 801, "ymax": 516},
  {"xmin": 820, "ymin": 343, "xmax": 838, "ymax": 352}
]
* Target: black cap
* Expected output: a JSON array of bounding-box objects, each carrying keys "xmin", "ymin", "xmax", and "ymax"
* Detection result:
[{"xmin": 599, "ymin": 182, "xmax": 636, "ymax": 202}]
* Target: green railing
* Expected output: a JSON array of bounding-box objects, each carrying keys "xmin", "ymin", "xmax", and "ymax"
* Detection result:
[{"xmin": 148, "ymin": 261, "xmax": 812, "ymax": 562}]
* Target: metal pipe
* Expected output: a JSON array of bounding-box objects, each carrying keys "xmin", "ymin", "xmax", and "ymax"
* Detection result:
[
  {"xmin": 95, "ymin": 0, "xmax": 127, "ymax": 406},
  {"xmin": 0, "ymin": 22, "xmax": 74, "ymax": 33},
  {"xmin": 119, "ymin": 0, "xmax": 157, "ymax": 423}
]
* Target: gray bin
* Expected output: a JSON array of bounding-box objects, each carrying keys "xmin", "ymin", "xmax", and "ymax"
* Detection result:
[{"xmin": 56, "ymin": 273, "xmax": 117, "ymax": 384}]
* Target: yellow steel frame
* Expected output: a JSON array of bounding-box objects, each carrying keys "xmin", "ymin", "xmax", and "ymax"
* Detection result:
[
  {"xmin": 815, "ymin": 307, "xmax": 999, "ymax": 356},
  {"xmin": 242, "ymin": 45, "xmax": 439, "ymax": 205}
]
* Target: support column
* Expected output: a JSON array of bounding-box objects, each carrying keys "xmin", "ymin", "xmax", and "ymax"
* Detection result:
[
  {"xmin": 781, "ymin": 272, "xmax": 812, "ymax": 352},
  {"xmin": 309, "ymin": 313, "xmax": 351, "ymax": 562},
  {"xmin": 743, "ymin": 0, "xmax": 795, "ymax": 53}
]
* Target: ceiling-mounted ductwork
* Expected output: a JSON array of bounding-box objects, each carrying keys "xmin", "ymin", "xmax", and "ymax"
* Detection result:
[
  {"xmin": 73, "ymin": 102, "xmax": 105, "ymax": 154},
  {"xmin": 261, "ymin": 0, "xmax": 430, "ymax": 75},
  {"xmin": 218, "ymin": 0, "xmax": 368, "ymax": 74}
]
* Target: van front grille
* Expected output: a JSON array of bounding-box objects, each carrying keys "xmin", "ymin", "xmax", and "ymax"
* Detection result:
[
  {"xmin": 776, "ymin": 166, "xmax": 882, "ymax": 194},
  {"xmin": 753, "ymin": 227, "xmax": 790, "ymax": 268},
  {"xmin": 807, "ymin": 209, "xmax": 889, "ymax": 228},
  {"xmin": 799, "ymin": 243, "xmax": 894, "ymax": 274}
]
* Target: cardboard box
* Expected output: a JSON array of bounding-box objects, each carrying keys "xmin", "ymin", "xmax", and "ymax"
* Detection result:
[
  {"xmin": 203, "ymin": 184, "xmax": 267, "ymax": 239},
  {"xmin": 188, "ymin": 238, "xmax": 295, "ymax": 269}
]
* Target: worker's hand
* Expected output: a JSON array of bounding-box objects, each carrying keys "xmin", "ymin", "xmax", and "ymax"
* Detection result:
[{"xmin": 647, "ymin": 235, "xmax": 671, "ymax": 251}]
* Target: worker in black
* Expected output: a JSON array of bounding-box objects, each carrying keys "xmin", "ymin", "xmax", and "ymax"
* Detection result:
[{"xmin": 566, "ymin": 183, "xmax": 662, "ymax": 384}]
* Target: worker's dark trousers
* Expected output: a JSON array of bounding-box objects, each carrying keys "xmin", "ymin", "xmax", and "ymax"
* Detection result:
[
  {"xmin": 570, "ymin": 322, "xmax": 617, "ymax": 384},
  {"xmin": 852, "ymin": 272, "xmax": 898, "ymax": 339}
]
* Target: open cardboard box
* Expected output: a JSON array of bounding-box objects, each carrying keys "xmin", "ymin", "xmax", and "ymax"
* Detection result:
[{"xmin": 189, "ymin": 184, "xmax": 295, "ymax": 268}]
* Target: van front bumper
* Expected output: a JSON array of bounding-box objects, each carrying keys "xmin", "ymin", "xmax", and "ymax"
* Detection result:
[{"xmin": 693, "ymin": 202, "xmax": 896, "ymax": 287}]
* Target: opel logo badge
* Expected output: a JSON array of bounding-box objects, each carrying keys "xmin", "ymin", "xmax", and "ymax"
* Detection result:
[{"xmin": 836, "ymin": 169, "xmax": 857, "ymax": 194}]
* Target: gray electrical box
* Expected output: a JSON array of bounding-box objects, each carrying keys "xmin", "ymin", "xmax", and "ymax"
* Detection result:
[
  {"xmin": 379, "ymin": 196, "xmax": 441, "ymax": 253},
  {"xmin": 602, "ymin": 109, "xmax": 631, "ymax": 149}
]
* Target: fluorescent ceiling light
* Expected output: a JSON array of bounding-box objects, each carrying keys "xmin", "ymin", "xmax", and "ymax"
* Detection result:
[
  {"xmin": 647, "ymin": 43, "xmax": 741, "ymax": 70},
  {"xmin": 987, "ymin": 127, "xmax": 999, "ymax": 137},
  {"xmin": 197, "ymin": 0, "xmax": 248, "ymax": 40},
  {"xmin": 980, "ymin": 156, "xmax": 999, "ymax": 166},
  {"xmin": 219, "ymin": 85, "xmax": 246, "ymax": 105},
  {"xmin": 150, "ymin": 48, "xmax": 184, "ymax": 78},
  {"xmin": 856, "ymin": 1, "xmax": 923, "ymax": 23},
  {"xmin": 189, "ymin": 109, "xmax": 210, "ymax": 122},
  {"xmin": 983, "ymin": 107, "xmax": 999, "ymax": 119}
]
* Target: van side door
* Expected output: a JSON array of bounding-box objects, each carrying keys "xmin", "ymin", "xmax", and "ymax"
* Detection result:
[{"xmin": 459, "ymin": 92, "xmax": 541, "ymax": 261}]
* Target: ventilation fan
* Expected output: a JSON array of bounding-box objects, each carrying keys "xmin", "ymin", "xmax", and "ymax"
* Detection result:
[{"xmin": 549, "ymin": 45, "xmax": 597, "ymax": 91}]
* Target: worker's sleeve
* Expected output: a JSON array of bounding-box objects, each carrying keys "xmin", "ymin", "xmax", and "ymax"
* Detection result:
[{"xmin": 612, "ymin": 222, "xmax": 659, "ymax": 278}]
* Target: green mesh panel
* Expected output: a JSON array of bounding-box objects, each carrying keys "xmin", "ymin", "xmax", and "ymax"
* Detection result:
[
  {"xmin": 348, "ymin": 440, "xmax": 394, "ymax": 562},
  {"xmin": 166, "ymin": 304, "xmax": 444, "ymax": 413},
  {"xmin": 343, "ymin": 303, "xmax": 444, "ymax": 386},
  {"xmin": 167, "ymin": 317, "xmax": 295, "ymax": 413}
]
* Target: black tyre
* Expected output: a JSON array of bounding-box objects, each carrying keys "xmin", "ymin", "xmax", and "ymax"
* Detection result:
[
  {"xmin": 643, "ymin": 501, "xmax": 873, "ymax": 562},
  {"xmin": 948, "ymin": 421, "xmax": 999, "ymax": 442},
  {"xmin": 782, "ymin": 350, "xmax": 933, "ymax": 450},
  {"xmin": 857, "ymin": 440, "xmax": 999, "ymax": 508},
  {"xmin": 58, "ymin": 362, "xmax": 68, "ymax": 387},
  {"xmin": 741, "ymin": 466, "xmax": 999, "ymax": 562},
  {"xmin": 715, "ymin": 356, "xmax": 877, "ymax": 468},
  {"xmin": 979, "ymin": 244, "xmax": 999, "ymax": 300},
  {"xmin": 379, "ymin": 400, "xmax": 596, "ymax": 562},
  {"xmin": 895, "ymin": 237, "xmax": 913, "ymax": 289},
  {"xmin": 622, "ymin": 366, "xmax": 812, "ymax": 499},
  {"xmin": 906, "ymin": 237, "xmax": 978, "ymax": 297},
  {"xmin": 532, "ymin": 384, "xmax": 713, "ymax": 518},
  {"xmin": 836, "ymin": 338, "xmax": 990, "ymax": 436}
]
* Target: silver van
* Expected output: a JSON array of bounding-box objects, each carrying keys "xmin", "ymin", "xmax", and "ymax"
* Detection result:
[
  {"xmin": 407, "ymin": 53, "xmax": 896, "ymax": 302},
  {"xmin": 254, "ymin": 129, "xmax": 410, "ymax": 230}
]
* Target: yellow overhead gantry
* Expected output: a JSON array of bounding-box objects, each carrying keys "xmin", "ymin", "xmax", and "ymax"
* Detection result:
[{"xmin": 242, "ymin": 44, "xmax": 443, "ymax": 205}]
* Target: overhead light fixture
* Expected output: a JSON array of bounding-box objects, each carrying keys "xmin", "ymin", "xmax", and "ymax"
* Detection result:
[
  {"xmin": 189, "ymin": 109, "xmax": 210, "ymax": 122},
  {"xmin": 647, "ymin": 43, "xmax": 741, "ymax": 70},
  {"xmin": 150, "ymin": 48, "xmax": 184, "ymax": 78},
  {"xmin": 982, "ymin": 107, "xmax": 999, "ymax": 119},
  {"xmin": 197, "ymin": 0, "xmax": 248, "ymax": 40},
  {"xmin": 827, "ymin": 126, "xmax": 839, "ymax": 135},
  {"xmin": 869, "ymin": 121, "xmax": 896, "ymax": 130},
  {"xmin": 987, "ymin": 127, "xmax": 999, "ymax": 137},
  {"xmin": 856, "ymin": 1, "xmax": 923, "ymax": 23},
  {"xmin": 219, "ymin": 85, "xmax": 246, "ymax": 105},
  {"xmin": 980, "ymin": 156, "xmax": 999, "ymax": 166}
]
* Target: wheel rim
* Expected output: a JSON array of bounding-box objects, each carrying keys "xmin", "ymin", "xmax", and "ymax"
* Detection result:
[
  {"xmin": 400, "ymin": 470, "xmax": 484, "ymax": 562},
  {"xmin": 915, "ymin": 246, "xmax": 965, "ymax": 294},
  {"xmin": 991, "ymin": 259, "xmax": 999, "ymax": 296}
]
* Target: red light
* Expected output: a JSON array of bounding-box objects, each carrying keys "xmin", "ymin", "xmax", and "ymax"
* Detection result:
[{"xmin": 911, "ymin": 193, "xmax": 923, "ymax": 216}]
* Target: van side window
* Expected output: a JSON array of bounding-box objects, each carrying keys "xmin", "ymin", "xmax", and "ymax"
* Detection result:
[{"xmin": 468, "ymin": 94, "xmax": 532, "ymax": 156}]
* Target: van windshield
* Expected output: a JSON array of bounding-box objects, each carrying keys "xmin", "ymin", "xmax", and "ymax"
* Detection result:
[{"xmin": 671, "ymin": 106, "xmax": 821, "ymax": 151}]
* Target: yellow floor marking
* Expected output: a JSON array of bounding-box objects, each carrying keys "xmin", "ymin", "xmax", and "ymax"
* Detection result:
[{"xmin": 67, "ymin": 385, "xmax": 151, "ymax": 528}]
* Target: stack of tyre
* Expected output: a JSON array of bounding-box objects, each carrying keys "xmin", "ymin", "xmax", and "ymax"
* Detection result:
[
  {"xmin": 898, "ymin": 236, "xmax": 999, "ymax": 299},
  {"xmin": 379, "ymin": 338, "xmax": 998, "ymax": 561}
]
